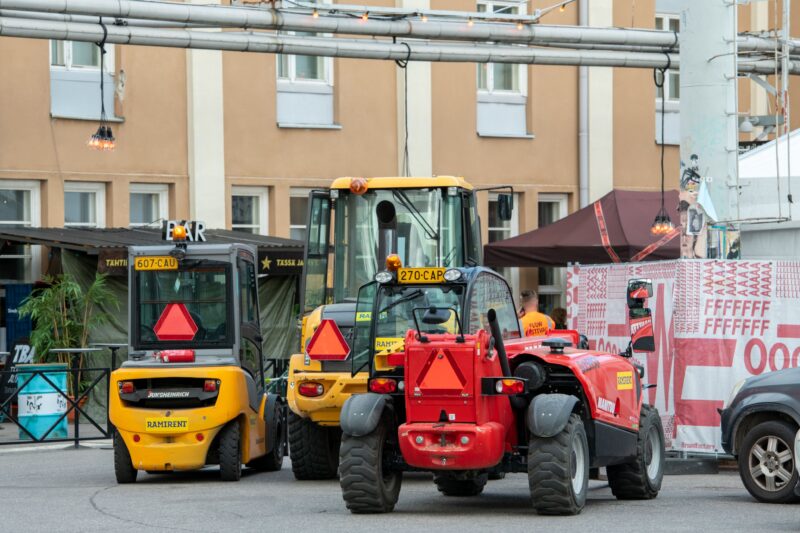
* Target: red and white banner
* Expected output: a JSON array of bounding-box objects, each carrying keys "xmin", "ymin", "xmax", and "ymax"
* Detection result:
[{"xmin": 567, "ymin": 259, "xmax": 800, "ymax": 453}]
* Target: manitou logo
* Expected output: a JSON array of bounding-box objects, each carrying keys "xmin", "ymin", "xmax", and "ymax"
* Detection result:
[{"xmin": 597, "ymin": 397, "xmax": 615, "ymax": 414}]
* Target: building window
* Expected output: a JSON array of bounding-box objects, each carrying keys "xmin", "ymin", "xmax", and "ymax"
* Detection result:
[
  {"xmin": 289, "ymin": 188, "xmax": 311, "ymax": 242},
  {"xmin": 537, "ymin": 194, "xmax": 568, "ymax": 314},
  {"xmin": 476, "ymin": 0, "xmax": 528, "ymax": 137},
  {"xmin": 488, "ymin": 192, "xmax": 520, "ymax": 296},
  {"xmin": 129, "ymin": 184, "xmax": 168, "ymax": 227},
  {"xmin": 49, "ymin": 40, "xmax": 116, "ymax": 121},
  {"xmin": 232, "ymin": 186, "xmax": 269, "ymax": 235},
  {"xmin": 276, "ymin": 1, "xmax": 335, "ymax": 128},
  {"xmin": 64, "ymin": 182, "xmax": 106, "ymax": 228},
  {"xmin": 0, "ymin": 180, "xmax": 41, "ymax": 284},
  {"xmin": 654, "ymin": 14, "xmax": 680, "ymax": 145}
]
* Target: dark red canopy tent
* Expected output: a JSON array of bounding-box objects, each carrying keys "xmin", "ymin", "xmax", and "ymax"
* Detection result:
[{"xmin": 484, "ymin": 189, "xmax": 680, "ymax": 267}]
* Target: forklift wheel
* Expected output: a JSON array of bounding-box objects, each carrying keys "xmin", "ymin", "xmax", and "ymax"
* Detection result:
[
  {"xmin": 249, "ymin": 406, "xmax": 285, "ymax": 472},
  {"xmin": 607, "ymin": 405, "xmax": 665, "ymax": 500},
  {"xmin": 219, "ymin": 421, "xmax": 242, "ymax": 481},
  {"xmin": 113, "ymin": 431, "xmax": 138, "ymax": 484},
  {"xmin": 434, "ymin": 473, "xmax": 488, "ymax": 496},
  {"xmin": 528, "ymin": 414, "xmax": 589, "ymax": 515},
  {"xmin": 339, "ymin": 421, "xmax": 402, "ymax": 513}
]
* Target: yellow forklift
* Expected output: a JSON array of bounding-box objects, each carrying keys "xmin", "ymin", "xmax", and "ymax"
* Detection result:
[
  {"xmin": 109, "ymin": 224, "xmax": 285, "ymax": 482},
  {"xmin": 287, "ymin": 176, "xmax": 509, "ymax": 479}
]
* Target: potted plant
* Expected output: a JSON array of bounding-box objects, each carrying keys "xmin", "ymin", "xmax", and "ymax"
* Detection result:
[{"xmin": 18, "ymin": 273, "xmax": 117, "ymax": 418}]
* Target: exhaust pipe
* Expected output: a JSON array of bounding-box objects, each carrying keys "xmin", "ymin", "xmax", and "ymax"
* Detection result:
[{"xmin": 487, "ymin": 309, "xmax": 512, "ymax": 378}]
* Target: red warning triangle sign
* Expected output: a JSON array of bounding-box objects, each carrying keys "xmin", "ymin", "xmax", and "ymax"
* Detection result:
[
  {"xmin": 419, "ymin": 349, "xmax": 465, "ymax": 392},
  {"xmin": 306, "ymin": 319, "xmax": 350, "ymax": 361},
  {"xmin": 153, "ymin": 303, "xmax": 198, "ymax": 341}
]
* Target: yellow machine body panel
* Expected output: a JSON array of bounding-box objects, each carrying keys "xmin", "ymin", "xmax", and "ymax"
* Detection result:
[{"xmin": 109, "ymin": 365, "xmax": 267, "ymax": 471}]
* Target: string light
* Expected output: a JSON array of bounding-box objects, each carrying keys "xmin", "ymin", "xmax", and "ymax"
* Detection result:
[
  {"xmin": 650, "ymin": 207, "xmax": 674, "ymax": 235},
  {"xmin": 467, "ymin": 17, "xmax": 474, "ymax": 27},
  {"xmin": 560, "ymin": 4, "xmax": 566, "ymax": 12},
  {"xmin": 517, "ymin": 22, "xmax": 524, "ymax": 30},
  {"xmin": 312, "ymin": 8, "xmax": 319, "ymax": 18},
  {"xmin": 361, "ymin": 11, "xmax": 369, "ymax": 21},
  {"xmin": 421, "ymin": 14, "xmax": 428, "ymax": 22},
  {"xmin": 88, "ymin": 19, "xmax": 115, "ymax": 151}
]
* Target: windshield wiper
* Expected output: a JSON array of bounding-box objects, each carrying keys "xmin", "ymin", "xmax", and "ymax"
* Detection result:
[
  {"xmin": 379, "ymin": 289, "xmax": 424, "ymax": 314},
  {"xmin": 392, "ymin": 190, "xmax": 438, "ymax": 241}
]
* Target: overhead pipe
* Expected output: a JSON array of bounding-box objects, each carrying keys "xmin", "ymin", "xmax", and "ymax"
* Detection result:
[
  {"xmin": 0, "ymin": 9, "xmax": 209, "ymax": 28},
  {"xmin": 0, "ymin": 16, "xmax": 798, "ymax": 75}
]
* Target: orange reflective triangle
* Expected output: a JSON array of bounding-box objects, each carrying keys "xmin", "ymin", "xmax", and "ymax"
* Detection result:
[
  {"xmin": 306, "ymin": 319, "xmax": 351, "ymax": 361},
  {"xmin": 419, "ymin": 350, "xmax": 464, "ymax": 390},
  {"xmin": 153, "ymin": 303, "xmax": 198, "ymax": 341}
]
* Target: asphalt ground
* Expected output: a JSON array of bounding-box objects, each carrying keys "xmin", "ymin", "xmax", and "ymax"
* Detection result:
[{"xmin": 0, "ymin": 443, "xmax": 796, "ymax": 533}]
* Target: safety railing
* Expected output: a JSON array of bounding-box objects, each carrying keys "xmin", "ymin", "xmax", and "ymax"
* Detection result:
[{"xmin": 0, "ymin": 366, "xmax": 111, "ymax": 447}]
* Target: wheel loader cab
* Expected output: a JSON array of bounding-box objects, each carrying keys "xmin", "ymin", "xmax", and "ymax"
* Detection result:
[{"xmin": 109, "ymin": 231, "xmax": 285, "ymax": 483}]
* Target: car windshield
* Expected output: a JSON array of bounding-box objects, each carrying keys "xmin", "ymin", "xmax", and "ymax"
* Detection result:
[
  {"xmin": 135, "ymin": 264, "xmax": 231, "ymax": 348},
  {"xmin": 333, "ymin": 188, "xmax": 466, "ymax": 301}
]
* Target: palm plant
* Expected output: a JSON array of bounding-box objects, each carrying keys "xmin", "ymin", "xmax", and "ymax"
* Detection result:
[{"xmin": 18, "ymin": 273, "xmax": 118, "ymax": 391}]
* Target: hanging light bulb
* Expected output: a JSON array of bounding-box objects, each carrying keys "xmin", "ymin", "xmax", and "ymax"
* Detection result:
[
  {"xmin": 421, "ymin": 13, "xmax": 428, "ymax": 22},
  {"xmin": 650, "ymin": 207, "xmax": 674, "ymax": 235},
  {"xmin": 467, "ymin": 17, "xmax": 474, "ymax": 27},
  {"xmin": 361, "ymin": 11, "xmax": 369, "ymax": 21},
  {"xmin": 560, "ymin": 3, "xmax": 566, "ymax": 12},
  {"xmin": 517, "ymin": 22, "xmax": 524, "ymax": 30},
  {"xmin": 88, "ymin": 124, "xmax": 115, "ymax": 151},
  {"xmin": 312, "ymin": 8, "xmax": 319, "ymax": 18}
]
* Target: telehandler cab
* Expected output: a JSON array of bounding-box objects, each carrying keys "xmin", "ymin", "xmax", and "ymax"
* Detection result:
[
  {"xmin": 286, "ymin": 176, "xmax": 511, "ymax": 479},
  {"xmin": 338, "ymin": 263, "xmax": 665, "ymax": 515},
  {"xmin": 109, "ymin": 224, "xmax": 286, "ymax": 482}
]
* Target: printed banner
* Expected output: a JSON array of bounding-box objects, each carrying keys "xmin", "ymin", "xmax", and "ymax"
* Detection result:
[{"xmin": 568, "ymin": 259, "xmax": 800, "ymax": 453}]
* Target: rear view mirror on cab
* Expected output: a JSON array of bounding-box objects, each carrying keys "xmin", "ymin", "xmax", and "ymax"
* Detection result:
[
  {"xmin": 497, "ymin": 193, "xmax": 513, "ymax": 221},
  {"xmin": 627, "ymin": 279, "xmax": 655, "ymax": 352}
]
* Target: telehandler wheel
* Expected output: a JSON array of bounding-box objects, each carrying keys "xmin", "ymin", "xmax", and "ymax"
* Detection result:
[
  {"xmin": 339, "ymin": 421, "xmax": 402, "ymax": 514},
  {"xmin": 113, "ymin": 431, "xmax": 138, "ymax": 484},
  {"xmin": 434, "ymin": 473, "xmax": 488, "ymax": 496},
  {"xmin": 288, "ymin": 411, "xmax": 339, "ymax": 480},
  {"xmin": 528, "ymin": 413, "xmax": 589, "ymax": 515},
  {"xmin": 608, "ymin": 405, "xmax": 665, "ymax": 500},
  {"xmin": 219, "ymin": 421, "xmax": 242, "ymax": 481},
  {"xmin": 248, "ymin": 406, "xmax": 286, "ymax": 472}
]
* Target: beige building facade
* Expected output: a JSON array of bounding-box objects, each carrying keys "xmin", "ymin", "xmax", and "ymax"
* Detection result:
[{"xmin": 0, "ymin": 0, "xmax": 794, "ymax": 312}]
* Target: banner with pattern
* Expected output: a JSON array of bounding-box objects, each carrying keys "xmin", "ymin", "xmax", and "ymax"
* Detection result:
[{"xmin": 567, "ymin": 259, "xmax": 800, "ymax": 452}]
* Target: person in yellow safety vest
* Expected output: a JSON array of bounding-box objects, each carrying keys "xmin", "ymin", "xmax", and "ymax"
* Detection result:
[{"xmin": 518, "ymin": 289, "xmax": 555, "ymax": 337}]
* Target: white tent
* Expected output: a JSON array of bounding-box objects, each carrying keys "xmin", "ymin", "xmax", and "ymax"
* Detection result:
[{"xmin": 737, "ymin": 130, "xmax": 800, "ymax": 259}]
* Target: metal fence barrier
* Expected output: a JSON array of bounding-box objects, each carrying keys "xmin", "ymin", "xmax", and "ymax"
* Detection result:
[{"xmin": 0, "ymin": 366, "xmax": 111, "ymax": 447}]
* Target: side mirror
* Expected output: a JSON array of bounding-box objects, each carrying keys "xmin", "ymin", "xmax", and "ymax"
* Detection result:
[
  {"xmin": 629, "ymin": 308, "xmax": 655, "ymax": 352},
  {"xmin": 497, "ymin": 193, "xmax": 513, "ymax": 221},
  {"xmin": 422, "ymin": 306, "xmax": 451, "ymax": 325},
  {"xmin": 627, "ymin": 278, "xmax": 653, "ymax": 309}
]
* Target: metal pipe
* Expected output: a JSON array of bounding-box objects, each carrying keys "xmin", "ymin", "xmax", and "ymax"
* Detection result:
[
  {"xmin": 0, "ymin": 8, "xmax": 209, "ymax": 28},
  {"xmin": 1, "ymin": 16, "xmax": 797, "ymax": 75},
  {"xmin": 1, "ymin": 0, "xmax": 792, "ymax": 53},
  {"xmin": 578, "ymin": 0, "xmax": 589, "ymax": 208}
]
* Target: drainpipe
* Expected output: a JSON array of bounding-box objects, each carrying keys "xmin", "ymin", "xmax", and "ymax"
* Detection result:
[{"xmin": 578, "ymin": 0, "xmax": 589, "ymax": 208}]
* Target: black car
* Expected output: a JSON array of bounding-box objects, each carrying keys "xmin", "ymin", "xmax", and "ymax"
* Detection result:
[{"xmin": 719, "ymin": 367, "xmax": 800, "ymax": 503}]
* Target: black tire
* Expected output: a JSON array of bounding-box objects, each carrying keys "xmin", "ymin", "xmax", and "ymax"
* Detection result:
[
  {"xmin": 339, "ymin": 422, "xmax": 402, "ymax": 514},
  {"xmin": 219, "ymin": 421, "xmax": 242, "ymax": 481},
  {"xmin": 434, "ymin": 473, "xmax": 488, "ymax": 496},
  {"xmin": 608, "ymin": 404, "xmax": 665, "ymax": 500},
  {"xmin": 248, "ymin": 404, "xmax": 286, "ymax": 472},
  {"xmin": 288, "ymin": 411, "xmax": 340, "ymax": 480},
  {"xmin": 113, "ymin": 431, "xmax": 138, "ymax": 484},
  {"xmin": 528, "ymin": 413, "xmax": 589, "ymax": 515},
  {"xmin": 737, "ymin": 420, "xmax": 798, "ymax": 503}
]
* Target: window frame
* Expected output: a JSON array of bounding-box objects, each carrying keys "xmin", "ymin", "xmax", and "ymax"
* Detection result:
[
  {"xmin": 290, "ymin": 187, "xmax": 313, "ymax": 242},
  {"xmin": 0, "ymin": 180, "xmax": 42, "ymax": 283},
  {"xmin": 64, "ymin": 181, "xmax": 106, "ymax": 229},
  {"xmin": 276, "ymin": 0, "xmax": 334, "ymax": 87},
  {"xmin": 476, "ymin": 0, "xmax": 528, "ymax": 97},
  {"xmin": 231, "ymin": 186, "xmax": 269, "ymax": 235},
  {"xmin": 537, "ymin": 193, "xmax": 569, "ymax": 311},
  {"xmin": 49, "ymin": 40, "xmax": 115, "ymax": 72},
  {"xmin": 129, "ymin": 183, "xmax": 169, "ymax": 228},
  {"xmin": 654, "ymin": 14, "xmax": 680, "ymax": 104}
]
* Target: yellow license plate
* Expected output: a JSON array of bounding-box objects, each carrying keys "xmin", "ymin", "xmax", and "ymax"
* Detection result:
[
  {"xmin": 397, "ymin": 267, "xmax": 445, "ymax": 284},
  {"xmin": 145, "ymin": 417, "xmax": 189, "ymax": 433},
  {"xmin": 134, "ymin": 256, "xmax": 178, "ymax": 271}
]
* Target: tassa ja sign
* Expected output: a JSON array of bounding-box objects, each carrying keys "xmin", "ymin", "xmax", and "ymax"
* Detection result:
[{"xmin": 162, "ymin": 220, "xmax": 207, "ymax": 242}]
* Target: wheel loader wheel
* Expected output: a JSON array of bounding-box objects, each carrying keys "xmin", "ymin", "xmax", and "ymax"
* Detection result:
[
  {"xmin": 528, "ymin": 413, "xmax": 589, "ymax": 515},
  {"xmin": 339, "ymin": 421, "xmax": 402, "ymax": 514},
  {"xmin": 434, "ymin": 473, "xmax": 488, "ymax": 496},
  {"xmin": 248, "ymin": 403, "xmax": 285, "ymax": 472},
  {"xmin": 288, "ymin": 411, "xmax": 340, "ymax": 480},
  {"xmin": 607, "ymin": 405, "xmax": 665, "ymax": 500},
  {"xmin": 113, "ymin": 431, "xmax": 138, "ymax": 484},
  {"xmin": 219, "ymin": 421, "xmax": 242, "ymax": 481}
]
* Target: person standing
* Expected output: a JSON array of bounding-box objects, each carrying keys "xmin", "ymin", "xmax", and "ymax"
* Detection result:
[{"xmin": 518, "ymin": 289, "xmax": 554, "ymax": 337}]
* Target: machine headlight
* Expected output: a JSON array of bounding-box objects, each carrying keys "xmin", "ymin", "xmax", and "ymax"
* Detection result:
[
  {"xmin": 723, "ymin": 379, "xmax": 746, "ymax": 409},
  {"xmin": 444, "ymin": 269, "xmax": 462, "ymax": 282},
  {"xmin": 374, "ymin": 271, "xmax": 393, "ymax": 283}
]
